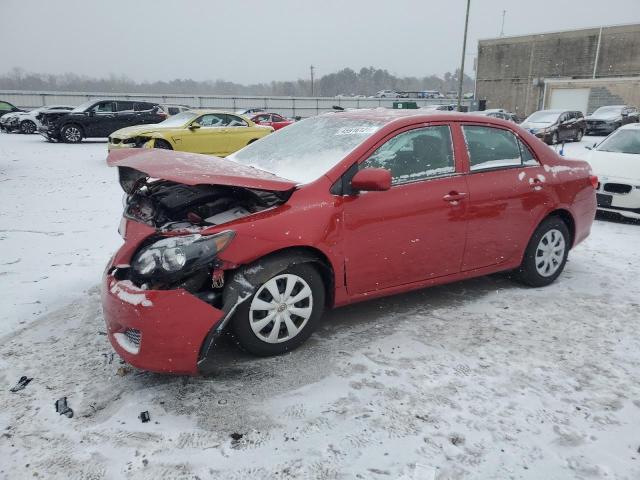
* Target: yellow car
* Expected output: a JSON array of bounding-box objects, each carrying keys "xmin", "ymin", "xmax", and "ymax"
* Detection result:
[{"xmin": 108, "ymin": 110, "xmax": 273, "ymax": 156}]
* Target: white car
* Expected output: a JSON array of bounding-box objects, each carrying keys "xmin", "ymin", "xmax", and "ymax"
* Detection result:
[
  {"xmin": 3, "ymin": 105, "xmax": 74, "ymax": 134},
  {"xmin": 374, "ymin": 90, "xmax": 401, "ymax": 98},
  {"xmin": 587, "ymin": 123, "xmax": 640, "ymax": 220}
]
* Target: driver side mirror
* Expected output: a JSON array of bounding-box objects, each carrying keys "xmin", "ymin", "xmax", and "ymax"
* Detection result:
[
  {"xmin": 351, "ymin": 168, "xmax": 392, "ymax": 192},
  {"xmin": 88, "ymin": 110, "xmax": 95, "ymax": 117},
  {"xmin": 189, "ymin": 122, "xmax": 201, "ymax": 130}
]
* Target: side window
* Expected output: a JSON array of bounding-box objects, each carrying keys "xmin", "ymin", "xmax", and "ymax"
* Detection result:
[
  {"xmin": 272, "ymin": 114, "xmax": 284, "ymax": 122},
  {"xmin": 518, "ymin": 139, "xmax": 539, "ymax": 166},
  {"xmin": 255, "ymin": 114, "xmax": 269, "ymax": 122},
  {"xmin": 168, "ymin": 107, "xmax": 180, "ymax": 115},
  {"xmin": 225, "ymin": 114, "xmax": 248, "ymax": 127},
  {"xmin": 116, "ymin": 101, "xmax": 134, "ymax": 112},
  {"xmin": 463, "ymin": 125, "xmax": 522, "ymax": 171},
  {"xmin": 0, "ymin": 102, "xmax": 13, "ymax": 111},
  {"xmin": 361, "ymin": 125, "xmax": 455, "ymax": 185},
  {"xmin": 93, "ymin": 101, "xmax": 115, "ymax": 113},
  {"xmin": 197, "ymin": 114, "xmax": 226, "ymax": 127},
  {"xmin": 133, "ymin": 102, "xmax": 153, "ymax": 111}
]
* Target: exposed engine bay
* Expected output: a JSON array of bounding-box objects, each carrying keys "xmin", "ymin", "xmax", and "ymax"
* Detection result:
[
  {"xmin": 119, "ymin": 166, "xmax": 291, "ymax": 230},
  {"xmin": 113, "ymin": 166, "xmax": 293, "ymax": 306}
]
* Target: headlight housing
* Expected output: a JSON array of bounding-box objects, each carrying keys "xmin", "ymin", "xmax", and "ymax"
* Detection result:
[{"xmin": 131, "ymin": 231, "xmax": 235, "ymax": 283}]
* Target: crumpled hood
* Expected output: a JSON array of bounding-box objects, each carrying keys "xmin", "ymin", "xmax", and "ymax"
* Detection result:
[
  {"xmin": 111, "ymin": 123, "xmax": 165, "ymax": 138},
  {"xmin": 586, "ymin": 150, "xmax": 640, "ymax": 181},
  {"xmin": 107, "ymin": 148, "xmax": 298, "ymax": 191}
]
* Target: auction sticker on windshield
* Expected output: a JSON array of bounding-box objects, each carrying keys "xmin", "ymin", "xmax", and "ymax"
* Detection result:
[{"xmin": 335, "ymin": 126, "xmax": 380, "ymax": 135}]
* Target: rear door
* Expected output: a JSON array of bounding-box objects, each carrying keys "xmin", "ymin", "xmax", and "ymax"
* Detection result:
[
  {"xmin": 342, "ymin": 123, "xmax": 469, "ymax": 294},
  {"xmin": 460, "ymin": 124, "xmax": 551, "ymax": 270},
  {"xmin": 112, "ymin": 101, "xmax": 136, "ymax": 133}
]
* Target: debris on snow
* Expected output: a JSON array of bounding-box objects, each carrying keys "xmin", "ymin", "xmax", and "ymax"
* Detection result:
[
  {"xmin": 9, "ymin": 376, "xmax": 33, "ymax": 393},
  {"xmin": 54, "ymin": 397, "xmax": 73, "ymax": 418},
  {"xmin": 138, "ymin": 411, "xmax": 151, "ymax": 423}
]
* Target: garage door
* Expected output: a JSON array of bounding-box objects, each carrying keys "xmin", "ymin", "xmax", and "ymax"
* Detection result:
[{"xmin": 548, "ymin": 88, "xmax": 590, "ymax": 115}]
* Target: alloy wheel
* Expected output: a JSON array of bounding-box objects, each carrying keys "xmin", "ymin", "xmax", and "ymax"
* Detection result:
[
  {"xmin": 65, "ymin": 127, "xmax": 81, "ymax": 142},
  {"xmin": 249, "ymin": 274, "xmax": 313, "ymax": 343},
  {"xmin": 535, "ymin": 229, "xmax": 566, "ymax": 277}
]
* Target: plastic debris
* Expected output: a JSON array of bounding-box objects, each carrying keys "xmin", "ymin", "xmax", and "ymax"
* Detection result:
[
  {"xmin": 139, "ymin": 411, "xmax": 150, "ymax": 423},
  {"xmin": 55, "ymin": 397, "xmax": 74, "ymax": 418},
  {"xmin": 10, "ymin": 376, "xmax": 33, "ymax": 393}
]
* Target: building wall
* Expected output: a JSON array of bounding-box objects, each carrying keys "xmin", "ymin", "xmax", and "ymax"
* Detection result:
[{"xmin": 475, "ymin": 23, "xmax": 640, "ymax": 117}]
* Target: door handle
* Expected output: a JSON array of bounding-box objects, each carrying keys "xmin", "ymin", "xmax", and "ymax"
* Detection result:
[{"xmin": 442, "ymin": 191, "xmax": 468, "ymax": 203}]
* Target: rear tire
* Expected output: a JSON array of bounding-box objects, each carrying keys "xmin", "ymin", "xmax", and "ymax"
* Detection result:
[
  {"xmin": 61, "ymin": 124, "xmax": 83, "ymax": 143},
  {"xmin": 20, "ymin": 120, "xmax": 36, "ymax": 134},
  {"xmin": 230, "ymin": 262, "xmax": 325, "ymax": 356},
  {"xmin": 512, "ymin": 217, "xmax": 570, "ymax": 287},
  {"xmin": 153, "ymin": 139, "xmax": 172, "ymax": 149}
]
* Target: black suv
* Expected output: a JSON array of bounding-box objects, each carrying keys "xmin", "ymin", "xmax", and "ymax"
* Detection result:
[
  {"xmin": 521, "ymin": 110, "xmax": 586, "ymax": 145},
  {"xmin": 585, "ymin": 105, "xmax": 639, "ymax": 135},
  {"xmin": 38, "ymin": 99, "xmax": 166, "ymax": 143}
]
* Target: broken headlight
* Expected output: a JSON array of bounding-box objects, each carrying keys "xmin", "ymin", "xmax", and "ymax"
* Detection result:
[{"xmin": 131, "ymin": 231, "xmax": 235, "ymax": 283}]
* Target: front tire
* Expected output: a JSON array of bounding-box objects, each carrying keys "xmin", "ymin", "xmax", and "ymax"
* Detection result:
[
  {"xmin": 153, "ymin": 139, "xmax": 172, "ymax": 149},
  {"xmin": 549, "ymin": 132, "xmax": 559, "ymax": 145},
  {"xmin": 513, "ymin": 217, "xmax": 570, "ymax": 287},
  {"xmin": 575, "ymin": 129, "xmax": 583, "ymax": 142},
  {"xmin": 230, "ymin": 262, "xmax": 325, "ymax": 356},
  {"xmin": 61, "ymin": 124, "xmax": 83, "ymax": 143},
  {"xmin": 20, "ymin": 120, "xmax": 36, "ymax": 134}
]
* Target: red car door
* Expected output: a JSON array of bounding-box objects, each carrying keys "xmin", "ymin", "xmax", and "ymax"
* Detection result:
[
  {"xmin": 459, "ymin": 124, "xmax": 551, "ymax": 271},
  {"xmin": 270, "ymin": 114, "xmax": 291, "ymax": 130},
  {"xmin": 342, "ymin": 123, "xmax": 469, "ymax": 294}
]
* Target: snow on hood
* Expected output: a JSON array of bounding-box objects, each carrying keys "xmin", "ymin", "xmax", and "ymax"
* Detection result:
[
  {"xmin": 586, "ymin": 150, "xmax": 640, "ymax": 181},
  {"xmin": 107, "ymin": 148, "xmax": 297, "ymax": 191},
  {"xmin": 110, "ymin": 124, "xmax": 164, "ymax": 138}
]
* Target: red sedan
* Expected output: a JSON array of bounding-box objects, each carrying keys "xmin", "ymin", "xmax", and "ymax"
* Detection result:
[
  {"xmin": 103, "ymin": 110, "xmax": 597, "ymax": 374},
  {"xmin": 250, "ymin": 112, "xmax": 293, "ymax": 130}
]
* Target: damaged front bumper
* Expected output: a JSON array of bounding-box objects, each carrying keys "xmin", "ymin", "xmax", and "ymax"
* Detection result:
[{"xmin": 102, "ymin": 273, "xmax": 227, "ymax": 375}]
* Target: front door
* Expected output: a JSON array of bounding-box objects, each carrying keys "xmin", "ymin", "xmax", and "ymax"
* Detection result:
[
  {"xmin": 85, "ymin": 101, "xmax": 117, "ymax": 137},
  {"xmin": 223, "ymin": 114, "xmax": 252, "ymax": 155},
  {"xmin": 180, "ymin": 113, "xmax": 229, "ymax": 155},
  {"xmin": 343, "ymin": 124, "xmax": 468, "ymax": 294}
]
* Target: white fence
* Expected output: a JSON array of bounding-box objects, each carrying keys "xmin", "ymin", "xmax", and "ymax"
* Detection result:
[{"xmin": 0, "ymin": 90, "xmax": 471, "ymax": 118}]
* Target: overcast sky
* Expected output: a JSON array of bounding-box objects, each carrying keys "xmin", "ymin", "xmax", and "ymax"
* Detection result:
[{"xmin": 1, "ymin": 0, "xmax": 639, "ymax": 84}]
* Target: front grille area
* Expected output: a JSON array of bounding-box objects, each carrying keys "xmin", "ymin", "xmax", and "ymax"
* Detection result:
[
  {"xmin": 124, "ymin": 328, "xmax": 141, "ymax": 347},
  {"xmin": 604, "ymin": 183, "xmax": 632, "ymax": 194}
]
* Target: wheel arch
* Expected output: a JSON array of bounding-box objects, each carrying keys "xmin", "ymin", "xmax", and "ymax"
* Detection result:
[
  {"xmin": 542, "ymin": 208, "xmax": 576, "ymax": 247},
  {"xmin": 235, "ymin": 246, "xmax": 336, "ymax": 309}
]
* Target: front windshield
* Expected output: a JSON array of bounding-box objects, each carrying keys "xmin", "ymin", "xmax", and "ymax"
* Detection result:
[
  {"xmin": 592, "ymin": 106, "xmax": 623, "ymax": 116},
  {"xmin": 525, "ymin": 111, "xmax": 560, "ymax": 124},
  {"xmin": 158, "ymin": 111, "xmax": 197, "ymax": 127},
  {"xmin": 596, "ymin": 130, "xmax": 640, "ymax": 155},
  {"xmin": 229, "ymin": 114, "xmax": 386, "ymax": 183},
  {"xmin": 71, "ymin": 100, "xmax": 97, "ymax": 112}
]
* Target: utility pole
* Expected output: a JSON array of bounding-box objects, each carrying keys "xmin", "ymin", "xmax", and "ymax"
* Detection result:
[
  {"xmin": 500, "ymin": 10, "xmax": 506, "ymax": 37},
  {"xmin": 457, "ymin": 0, "xmax": 471, "ymax": 112},
  {"xmin": 310, "ymin": 65, "xmax": 315, "ymax": 97}
]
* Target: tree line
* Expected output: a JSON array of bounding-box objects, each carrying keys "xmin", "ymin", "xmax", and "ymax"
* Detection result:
[{"xmin": 0, "ymin": 67, "xmax": 474, "ymax": 97}]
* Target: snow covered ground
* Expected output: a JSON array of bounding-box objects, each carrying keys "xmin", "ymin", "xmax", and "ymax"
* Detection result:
[{"xmin": 1, "ymin": 132, "xmax": 639, "ymax": 479}]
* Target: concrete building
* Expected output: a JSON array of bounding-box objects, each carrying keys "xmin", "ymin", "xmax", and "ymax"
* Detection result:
[{"xmin": 475, "ymin": 23, "xmax": 640, "ymax": 118}]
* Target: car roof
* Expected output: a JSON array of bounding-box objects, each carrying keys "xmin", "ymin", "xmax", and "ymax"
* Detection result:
[
  {"xmin": 321, "ymin": 108, "xmax": 517, "ymax": 127},
  {"xmin": 189, "ymin": 109, "xmax": 245, "ymax": 115}
]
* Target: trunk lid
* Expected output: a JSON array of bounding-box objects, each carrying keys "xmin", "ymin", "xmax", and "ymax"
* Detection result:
[{"xmin": 107, "ymin": 149, "xmax": 297, "ymax": 192}]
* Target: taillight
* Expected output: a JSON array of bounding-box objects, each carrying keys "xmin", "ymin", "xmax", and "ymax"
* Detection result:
[
  {"xmin": 589, "ymin": 175, "xmax": 598, "ymax": 189},
  {"xmin": 158, "ymin": 113, "xmax": 168, "ymax": 119}
]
